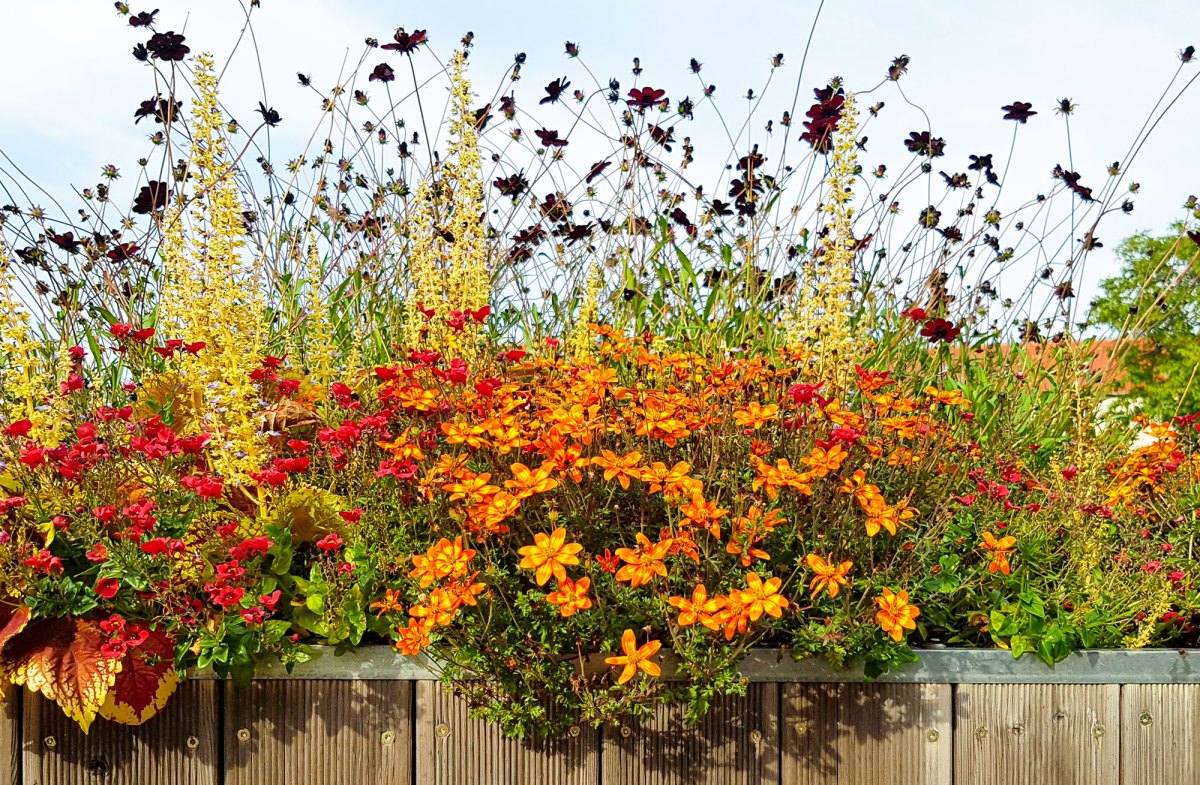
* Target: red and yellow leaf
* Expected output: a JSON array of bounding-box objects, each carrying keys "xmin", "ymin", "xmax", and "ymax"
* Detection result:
[
  {"xmin": 0, "ymin": 601, "xmax": 31, "ymax": 700},
  {"xmin": 0, "ymin": 618, "xmax": 121, "ymax": 733},
  {"xmin": 99, "ymin": 628, "xmax": 179, "ymax": 725}
]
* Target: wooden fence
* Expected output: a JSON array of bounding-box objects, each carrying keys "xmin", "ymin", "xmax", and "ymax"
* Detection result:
[{"xmin": 5, "ymin": 649, "xmax": 1200, "ymax": 784}]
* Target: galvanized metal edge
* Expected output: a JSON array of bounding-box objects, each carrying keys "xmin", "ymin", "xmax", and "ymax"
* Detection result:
[{"xmin": 190, "ymin": 647, "xmax": 1200, "ymax": 684}]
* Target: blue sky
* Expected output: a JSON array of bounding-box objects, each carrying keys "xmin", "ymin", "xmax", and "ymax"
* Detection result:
[{"xmin": 1, "ymin": 0, "xmax": 1197, "ymax": 309}]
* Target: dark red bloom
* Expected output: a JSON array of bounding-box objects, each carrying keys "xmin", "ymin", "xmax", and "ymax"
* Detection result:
[
  {"xmin": 369, "ymin": 63, "xmax": 396, "ymax": 83},
  {"xmin": 1001, "ymin": 101, "xmax": 1037, "ymax": 123},
  {"xmin": 95, "ymin": 578, "xmax": 120, "ymax": 599},
  {"xmin": 920, "ymin": 318, "xmax": 961, "ymax": 343}
]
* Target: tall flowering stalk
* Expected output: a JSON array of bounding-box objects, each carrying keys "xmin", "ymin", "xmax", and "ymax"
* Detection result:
[
  {"xmin": 0, "ymin": 245, "xmax": 71, "ymax": 447},
  {"xmin": 303, "ymin": 234, "xmax": 337, "ymax": 392},
  {"xmin": 566, "ymin": 260, "xmax": 603, "ymax": 362},
  {"xmin": 158, "ymin": 53, "xmax": 266, "ymax": 483},
  {"xmin": 404, "ymin": 50, "xmax": 491, "ymax": 356},
  {"xmin": 783, "ymin": 91, "xmax": 861, "ymax": 385}
]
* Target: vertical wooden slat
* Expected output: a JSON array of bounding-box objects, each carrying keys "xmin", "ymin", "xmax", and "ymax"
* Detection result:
[
  {"xmin": 1, "ymin": 691, "xmax": 19, "ymax": 785},
  {"xmin": 1121, "ymin": 684, "xmax": 1200, "ymax": 785},
  {"xmin": 21, "ymin": 681, "xmax": 218, "ymax": 785},
  {"xmin": 954, "ymin": 684, "xmax": 1119, "ymax": 785},
  {"xmin": 223, "ymin": 679, "xmax": 411, "ymax": 785},
  {"xmin": 600, "ymin": 683, "xmax": 779, "ymax": 785},
  {"xmin": 415, "ymin": 681, "xmax": 598, "ymax": 785},
  {"xmin": 780, "ymin": 683, "xmax": 951, "ymax": 785}
]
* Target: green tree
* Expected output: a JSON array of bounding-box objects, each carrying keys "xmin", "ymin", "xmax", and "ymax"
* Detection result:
[{"xmin": 1090, "ymin": 224, "xmax": 1200, "ymax": 419}]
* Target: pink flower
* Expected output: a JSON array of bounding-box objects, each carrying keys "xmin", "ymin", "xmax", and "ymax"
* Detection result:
[{"xmin": 316, "ymin": 533, "xmax": 344, "ymax": 554}]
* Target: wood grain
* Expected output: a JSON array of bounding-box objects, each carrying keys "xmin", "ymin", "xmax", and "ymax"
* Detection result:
[
  {"xmin": 781, "ymin": 682, "xmax": 950, "ymax": 785},
  {"xmin": 600, "ymin": 684, "xmax": 779, "ymax": 785},
  {"xmin": 1, "ymin": 691, "xmax": 18, "ymax": 785},
  {"xmin": 1120, "ymin": 683, "xmax": 1200, "ymax": 785},
  {"xmin": 414, "ymin": 681, "xmax": 598, "ymax": 785},
  {"xmin": 223, "ymin": 679, "xmax": 411, "ymax": 785},
  {"xmin": 954, "ymin": 684, "xmax": 1119, "ymax": 785},
  {"xmin": 21, "ymin": 681, "xmax": 218, "ymax": 785}
]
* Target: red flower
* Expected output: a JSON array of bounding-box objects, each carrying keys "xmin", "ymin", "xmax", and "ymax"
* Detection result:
[
  {"xmin": 316, "ymin": 533, "xmax": 344, "ymax": 554},
  {"xmin": 95, "ymin": 578, "xmax": 120, "ymax": 599},
  {"xmin": 920, "ymin": 318, "xmax": 961, "ymax": 343},
  {"xmin": 3, "ymin": 419, "xmax": 33, "ymax": 438}
]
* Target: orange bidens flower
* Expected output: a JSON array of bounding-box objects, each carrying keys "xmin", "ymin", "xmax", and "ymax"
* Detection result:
[
  {"xmin": 840, "ymin": 469, "xmax": 883, "ymax": 509},
  {"xmin": 925, "ymin": 386, "xmax": 971, "ymax": 408},
  {"xmin": 980, "ymin": 532, "xmax": 1017, "ymax": 575},
  {"xmin": 370, "ymin": 588, "xmax": 405, "ymax": 618},
  {"xmin": 504, "ymin": 461, "xmax": 559, "ymax": 498},
  {"xmin": 395, "ymin": 617, "xmax": 433, "ymax": 655},
  {"xmin": 715, "ymin": 594, "xmax": 751, "ymax": 640},
  {"xmin": 806, "ymin": 554, "xmax": 853, "ymax": 599},
  {"xmin": 593, "ymin": 450, "xmax": 644, "ymax": 489},
  {"xmin": 862, "ymin": 500, "xmax": 917, "ymax": 537},
  {"xmin": 615, "ymin": 532, "xmax": 672, "ymax": 587},
  {"xmin": 727, "ymin": 506, "xmax": 784, "ymax": 567},
  {"xmin": 518, "ymin": 526, "xmax": 584, "ymax": 585},
  {"xmin": 442, "ymin": 471, "xmax": 500, "ymax": 503},
  {"xmin": 640, "ymin": 460, "xmax": 699, "ymax": 496},
  {"xmin": 733, "ymin": 401, "xmax": 779, "ymax": 430},
  {"xmin": 604, "ymin": 629, "xmax": 663, "ymax": 685},
  {"xmin": 680, "ymin": 491, "xmax": 729, "ymax": 539},
  {"xmin": 441, "ymin": 419, "xmax": 490, "ymax": 449},
  {"xmin": 409, "ymin": 537, "xmax": 476, "ymax": 587},
  {"xmin": 800, "ymin": 444, "xmax": 849, "ymax": 478},
  {"xmin": 736, "ymin": 573, "xmax": 789, "ymax": 621},
  {"xmin": 668, "ymin": 584, "xmax": 725, "ymax": 630},
  {"xmin": 546, "ymin": 576, "xmax": 593, "ymax": 617},
  {"xmin": 751, "ymin": 456, "xmax": 812, "ymax": 500},
  {"xmin": 875, "ymin": 587, "xmax": 920, "ymax": 641}
]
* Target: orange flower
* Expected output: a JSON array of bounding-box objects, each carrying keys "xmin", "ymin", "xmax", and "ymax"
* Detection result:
[
  {"xmin": 604, "ymin": 629, "xmax": 663, "ymax": 684},
  {"xmin": 925, "ymin": 386, "xmax": 971, "ymax": 408},
  {"xmin": 395, "ymin": 617, "xmax": 433, "ymax": 655},
  {"xmin": 640, "ymin": 460, "xmax": 698, "ymax": 496},
  {"xmin": 736, "ymin": 573, "xmax": 789, "ymax": 621},
  {"xmin": 504, "ymin": 461, "xmax": 559, "ymax": 498},
  {"xmin": 546, "ymin": 576, "xmax": 593, "ymax": 617},
  {"xmin": 592, "ymin": 450, "xmax": 644, "ymax": 489},
  {"xmin": 428, "ymin": 536, "xmax": 476, "ymax": 579},
  {"xmin": 751, "ymin": 457, "xmax": 812, "ymax": 499},
  {"xmin": 680, "ymin": 491, "xmax": 729, "ymax": 538},
  {"xmin": 733, "ymin": 401, "xmax": 779, "ymax": 430},
  {"xmin": 442, "ymin": 471, "xmax": 500, "ymax": 503},
  {"xmin": 518, "ymin": 526, "xmax": 584, "ymax": 585},
  {"xmin": 806, "ymin": 554, "xmax": 852, "ymax": 599},
  {"xmin": 441, "ymin": 419, "xmax": 490, "ymax": 449},
  {"xmin": 799, "ymin": 444, "xmax": 848, "ymax": 478},
  {"xmin": 614, "ymin": 532, "xmax": 671, "ymax": 587},
  {"xmin": 446, "ymin": 573, "xmax": 487, "ymax": 607},
  {"xmin": 370, "ymin": 588, "xmax": 405, "ymax": 618},
  {"xmin": 875, "ymin": 588, "xmax": 920, "ymax": 641},
  {"xmin": 668, "ymin": 584, "xmax": 725, "ymax": 630},
  {"xmin": 980, "ymin": 532, "xmax": 1017, "ymax": 575},
  {"xmin": 715, "ymin": 594, "xmax": 751, "ymax": 640}
]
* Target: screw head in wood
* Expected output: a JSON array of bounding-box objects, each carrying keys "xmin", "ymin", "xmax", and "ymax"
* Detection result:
[
  {"xmin": 793, "ymin": 720, "xmax": 809, "ymax": 735},
  {"xmin": 434, "ymin": 723, "xmax": 451, "ymax": 739},
  {"xmin": 927, "ymin": 729, "xmax": 940, "ymax": 743},
  {"xmin": 1139, "ymin": 712, "xmax": 1153, "ymax": 727},
  {"xmin": 43, "ymin": 736, "xmax": 56, "ymax": 749},
  {"xmin": 381, "ymin": 730, "xmax": 396, "ymax": 745},
  {"xmin": 1092, "ymin": 724, "xmax": 1105, "ymax": 739},
  {"xmin": 750, "ymin": 730, "xmax": 763, "ymax": 745},
  {"xmin": 1010, "ymin": 723, "xmax": 1024, "ymax": 736},
  {"xmin": 185, "ymin": 736, "xmax": 200, "ymax": 750},
  {"xmin": 568, "ymin": 725, "xmax": 582, "ymax": 738},
  {"xmin": 619, "ymin": 725, "xmax": 633, "ymax": 738},
  {"xmin": 975, "ymin": 726, "xmax": 988, "ymax": 740},
  {"xmin": 236, "ymin": 728, "xmax": 251, "ymax": 742}
]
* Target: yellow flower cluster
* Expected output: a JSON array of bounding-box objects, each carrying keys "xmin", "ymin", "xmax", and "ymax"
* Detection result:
[
  {"xmin": 404, "ymin": 50, "xmax": 491, "ymax": 356},
  {"xmin": 158, "ymin": 53, "xmax": 266, "ymax": 483},
  {"xmin": 783, "ymin": 91, "xmax": 862, "ymax": 385},
  {"xmin": 0, "ymin": 245, "xmax": 70, "ymax": 447}
]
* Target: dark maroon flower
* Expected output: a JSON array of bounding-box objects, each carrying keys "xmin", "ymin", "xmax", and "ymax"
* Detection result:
[
  {"xmin": 1181, "ymin": 45, "xmax": 1196, "ymax": 63},
  {"xmin": 128, "ymin": 9, "xmax": 158, "ymax": 27},
  {"xmin": 256, "ymin": 102, "xmax": 282, "ymax": 127},
  {"xmin": 134, "ymin": 95, "xmax": 180, "ymax": 124},
  {"xmin": 565, "ymin": 41, "xmax": 579, "ymax": 57},
  {"xmin": 534, "ymin": 128, "xmax": 568, "ymax": 148},
  {"xmin": 132, "ymin": 181, "xmax": 170, "ymax": 215},
  {"xmin": 627, "ymin": 86, "xmax": 667, "ymax": 111},
  {"xmin": 369, "ymin": 63, "xmax": 395, "ymax": 83},
  {"xmin": 800, "ymin": 85, "xmax": 845, "ymax": 153},
  {"xmin": 492, "ymin": 172, "xmax": 528, "ymax": 197},
  {"xmin": 381, "ymin": 28, "xmax": 427, "ymax": 54},
  {"xmin": 1052, "ymin": 165, "xmax": 1094, "ymax": 201},
  {"xmin": 905, "ymin": 131, "xmax": 945, "ymax": 157},
  {"xmin": 146, "ymin": 31, "xmax": 189, "ymax": 61},
  {"xmin": 921, "ymin": 318, "xmax": 961, "ymax": 343},
  {"xmin": 585, "ymin": 160, "xmax": 611, "ymax": 184},
  {"xmin": 1001, "ymin": 101, "xmax": 1037, "ymax": 123},
  {"xmin": 540, "ymin": 77, "xmax": 571, "ymax": 105}
]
